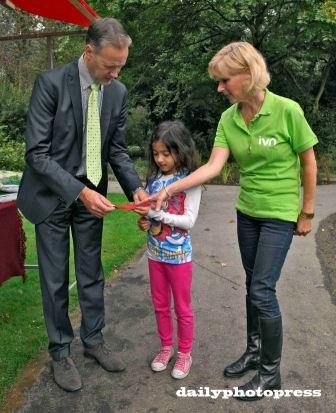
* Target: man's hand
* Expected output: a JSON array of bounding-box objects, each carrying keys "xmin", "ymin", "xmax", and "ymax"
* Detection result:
[
  {"xmin": 79, "ymin": 187, "xmax": 115, "ymax": 218},
  {"xmin": 133, "ymin": 188, "xmax": 151, "ymax": 215},
  {"xmin": 137, "ymin": 216, "xmax": 151, "ymax": 231},
  {"xmin": 294, "ymin": 217, "xmax": 313, "ymax": 236},
  {"xmin": 133, "ymin": 188, "xmax": 148, "ymax": 203}
]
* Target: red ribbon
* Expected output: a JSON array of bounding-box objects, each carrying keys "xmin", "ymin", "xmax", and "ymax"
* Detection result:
[{"xmin": 114, "ymin": 199, "xmax": 152, "ymax": 211}]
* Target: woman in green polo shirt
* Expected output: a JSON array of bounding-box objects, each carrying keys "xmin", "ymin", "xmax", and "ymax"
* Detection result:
[{"xmin": 150, "ymin": 42, "xmax": 318, "ymax": 401}]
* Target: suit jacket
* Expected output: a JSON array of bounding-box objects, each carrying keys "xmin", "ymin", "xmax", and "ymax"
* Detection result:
[{"xmin": 17, "ymin": 61, "xmax": 142, "ymax": 224}]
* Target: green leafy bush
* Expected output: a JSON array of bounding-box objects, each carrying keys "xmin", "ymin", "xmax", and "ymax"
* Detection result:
[
  {"xmin": 310, "ymin": 107, "xmax": 336, "ymax": 161},
  {"xmin": 127, "ymin": 145, "xmax": 144, "ymax": 158},
  {"xmin": 125, "ymin": 105, "xmax": 153, "ymax": 149},
  {"xmin": 0, "ymin": 128, "xmax": 25, "ymax": 171},
  {"xmin": 211, "ymin": 161, "xmax": 240, "ymax": 185},
  {"xmin": 0, "ymin": 83, "xmax": 29, "ymax": 142}
]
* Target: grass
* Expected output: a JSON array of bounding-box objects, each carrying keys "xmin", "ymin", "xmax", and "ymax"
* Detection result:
[{"xmin": 0, "ymin": 193, "xmax": 146, "ymax": 409}]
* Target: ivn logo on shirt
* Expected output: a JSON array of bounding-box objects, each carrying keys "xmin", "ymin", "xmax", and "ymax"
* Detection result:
[{"xmin": 258, "ymin": 136, "xmax": 277, "ymax": 146}]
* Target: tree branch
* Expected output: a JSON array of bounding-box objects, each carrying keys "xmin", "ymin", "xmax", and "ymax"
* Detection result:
[
  {"xmin": 185, "ymin": 31, "xmax": 224, "ymax": 47},
  {"xmin": 283, "ymin": 66, "xmax": 306, "ymax": 94},
  {"xmin": 204, "ymin": 0, "xmax": 246, "ymax": 24}
]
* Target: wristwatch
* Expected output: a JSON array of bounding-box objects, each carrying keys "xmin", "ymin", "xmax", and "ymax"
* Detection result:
[{"xmin": 299, "ymin": 210, "xmax": 314, "ymax": 219}]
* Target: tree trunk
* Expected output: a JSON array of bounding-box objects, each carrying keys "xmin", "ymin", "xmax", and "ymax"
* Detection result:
[{"xmin": 313, "ymin": 56, "xmax": 332, "ymax": 114}]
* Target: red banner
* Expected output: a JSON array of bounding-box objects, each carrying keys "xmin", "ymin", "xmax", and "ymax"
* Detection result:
[{"xmin": 9, "ymin": 0, "xmax": 100, "ymax": 26}]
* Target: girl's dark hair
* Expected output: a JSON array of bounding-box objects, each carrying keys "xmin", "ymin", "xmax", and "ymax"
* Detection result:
[{"xmin": 146, "ymin": 120, "xmax": 200, "ymax": 180}]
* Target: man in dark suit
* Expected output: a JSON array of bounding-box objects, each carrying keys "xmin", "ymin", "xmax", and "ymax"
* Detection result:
[{"xmin": 17, "ymin": 18, "xmax": 147, "ymax": 392}]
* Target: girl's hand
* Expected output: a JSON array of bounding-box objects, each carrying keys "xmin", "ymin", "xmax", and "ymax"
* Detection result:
[
  {"xmin": 138, "ymin": 216, "xmax": 151, "ymax": 231},
  {"xmin": 133, "ymin": 205, "xmax": 150, "ymax": 215}
]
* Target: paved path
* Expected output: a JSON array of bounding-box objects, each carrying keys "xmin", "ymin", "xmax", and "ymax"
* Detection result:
[{"xmin": 17, "ymin": 185, "xmax": 335, "ymax": 413}]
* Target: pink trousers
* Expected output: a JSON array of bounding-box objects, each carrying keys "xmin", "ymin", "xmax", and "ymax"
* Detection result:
[{"xmin": 148, "ymin": 258, "xmax": 194, "ymax": 353}]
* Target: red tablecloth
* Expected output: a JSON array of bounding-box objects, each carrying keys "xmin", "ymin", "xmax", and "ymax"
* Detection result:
[{"xmin": 0, "ymin": 201, "xmax": 26, "ymax": 286}]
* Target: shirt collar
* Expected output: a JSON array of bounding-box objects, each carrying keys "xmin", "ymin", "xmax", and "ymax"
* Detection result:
[
  {"xmin": 78, "ymin": 54, "xmax": 101, "ymax": 91},
  {"xmin": 233, "ymin": 88, "xmax": 272, "ymax": 124},
  {"xmin": 258, "ymin": 89, "xmax": 272, "ymax": 116}
]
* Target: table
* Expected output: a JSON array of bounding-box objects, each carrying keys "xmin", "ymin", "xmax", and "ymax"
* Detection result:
[{"xmin": 0, "ymin": 200, "xmax": 26, "ymax": 286}]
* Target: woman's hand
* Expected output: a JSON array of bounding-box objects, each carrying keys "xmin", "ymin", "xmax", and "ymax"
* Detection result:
[
  {"xmin": 150, "ymin": 188, "xmax": 169, "ymax": 211},
  {"xmin": 295, "ymin": 217, "xmax": 313, "ymax": 236},
  {"xmin": 137, "ymin": 216, "xmax": 151, "ymax": 231},
  {"xmin": 296, "ymin": 148, "xmax": 317, "ymax": 236},
  {"xmin": 152, "ymin": 147, "xmax": 230, "ymax": 211}
]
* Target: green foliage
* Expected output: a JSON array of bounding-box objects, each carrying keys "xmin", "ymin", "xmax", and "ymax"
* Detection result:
[
  {"xmin": 112, "ymin": 0, "xmax": 336, "ymax": 159},
  {"xmin": 127, "ymin": 145, "xmax": 144, "ymax": 158},
  {"xmin": 310, "ymin": 107, "xmax": 336, "ymax": 159},
  {"xmin": 211, "ymin": 160, "xmax": 240, "ymax": 185},
  {"xmin": 0, "ymin": 171, "xmax": 22, "ymax": 186},
  {"xmin": 54, "ymin": 33, "xmax": 85, "ymax": 67},
  {"xmin": 0, "ymin": 83, "xmax": 29, "ymax": 142},
  {"xmin": 133, "ymin": 157, "xmax": 147, "ymax": 180},
  {"xmin": 125, "ymin": 105, "xmax": 153, "ymax": 149},
  {"xmin": 0, "ymin": 127, "xmax": 25, "ymax": 172},
  {"xmin": 1, "ymin": 0, "xmax": 336, "ymax": 163}
]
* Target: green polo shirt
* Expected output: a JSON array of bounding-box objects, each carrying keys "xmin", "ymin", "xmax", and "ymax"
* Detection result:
[{"xmin": 214, "ymin": 89, "xmax": 318, "ymax": 222}]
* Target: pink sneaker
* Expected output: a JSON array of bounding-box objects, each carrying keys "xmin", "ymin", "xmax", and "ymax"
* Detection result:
[
  {"xmin": 151, "ymin": 346, "xmax": 174, "ymax": 372},
  {"xmin": 171, "ymin": 352, "xmax": 192, "ymax": 379}
]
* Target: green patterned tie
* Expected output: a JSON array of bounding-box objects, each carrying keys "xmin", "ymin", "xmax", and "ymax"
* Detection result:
[{"xmin": 86, "ymin": 82, "xmax": 102, "ymax": 186}]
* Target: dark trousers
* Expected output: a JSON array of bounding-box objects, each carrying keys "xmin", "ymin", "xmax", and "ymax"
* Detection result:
[
  {"xmin": 237, "ymin": 210, "xmax": 295, "ymax": 319},
  {"xmin": 35, "ymin": 199, "xmax": 105, "ymax": 361}
]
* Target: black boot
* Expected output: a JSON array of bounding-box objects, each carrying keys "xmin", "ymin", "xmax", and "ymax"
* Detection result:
[
  {"xmin": 235, "ymin": 316, "xmax": 282, "ymax": 401},
  {"xmin": 224, "ymin": 296, "xmax": 260, "ymax": 377}
]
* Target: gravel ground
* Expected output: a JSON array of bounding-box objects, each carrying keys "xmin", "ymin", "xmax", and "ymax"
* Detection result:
[{"xmin": 316, "ymin": 212, "xmax": 336, "ymax": 305}]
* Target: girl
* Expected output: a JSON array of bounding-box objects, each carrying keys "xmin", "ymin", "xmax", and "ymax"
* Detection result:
[{"xmin": 137, "ymin": 120, "xmax": 202, "ymax": 379}]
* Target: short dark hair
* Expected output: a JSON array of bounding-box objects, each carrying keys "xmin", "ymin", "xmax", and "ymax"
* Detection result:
[
  {"xmin": 147, "ymin": 120, "xmax": 200, "ymax": 179},
  {"xmin": 86, "ymin": 18, "xmax": 132, "ymax": 51}
]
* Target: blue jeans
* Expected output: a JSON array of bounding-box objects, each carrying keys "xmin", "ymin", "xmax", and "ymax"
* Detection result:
[{"xmin": 237, "ymin": 210, "xmax": 295, "ymax": 318}]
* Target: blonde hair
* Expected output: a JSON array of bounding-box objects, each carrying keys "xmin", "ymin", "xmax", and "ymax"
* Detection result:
[{"xmin": 208, "ymin": 42, "xmax": 270, "ymax": 95}]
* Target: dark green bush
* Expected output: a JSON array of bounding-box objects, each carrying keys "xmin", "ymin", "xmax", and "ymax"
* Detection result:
[
  {"xmin": 310, "ymin": 107, "xmax": 336, "ymax": 161},
  {"xmin": 0, "ymin": 83, "xmax": 29, "ymax": 142},
  {"xmin": 127, "ymin": 145, "xmax": 144, "ymax": 158},
  {"xmin": 0, "ymin": 128, "xmax": 25, "ymax": 171},
  {"xmin": 125, "ymin": 105, "xmax": 153, "ymax": 149}
]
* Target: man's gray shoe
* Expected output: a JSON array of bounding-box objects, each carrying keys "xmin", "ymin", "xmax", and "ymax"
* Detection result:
[
  {"xmin": 52, "ymin": 357, "xmax": 82, "ymax": 392},
  {"xmin": 84, "ymin": 343, "xmax": 126, "ymax": 372}
]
